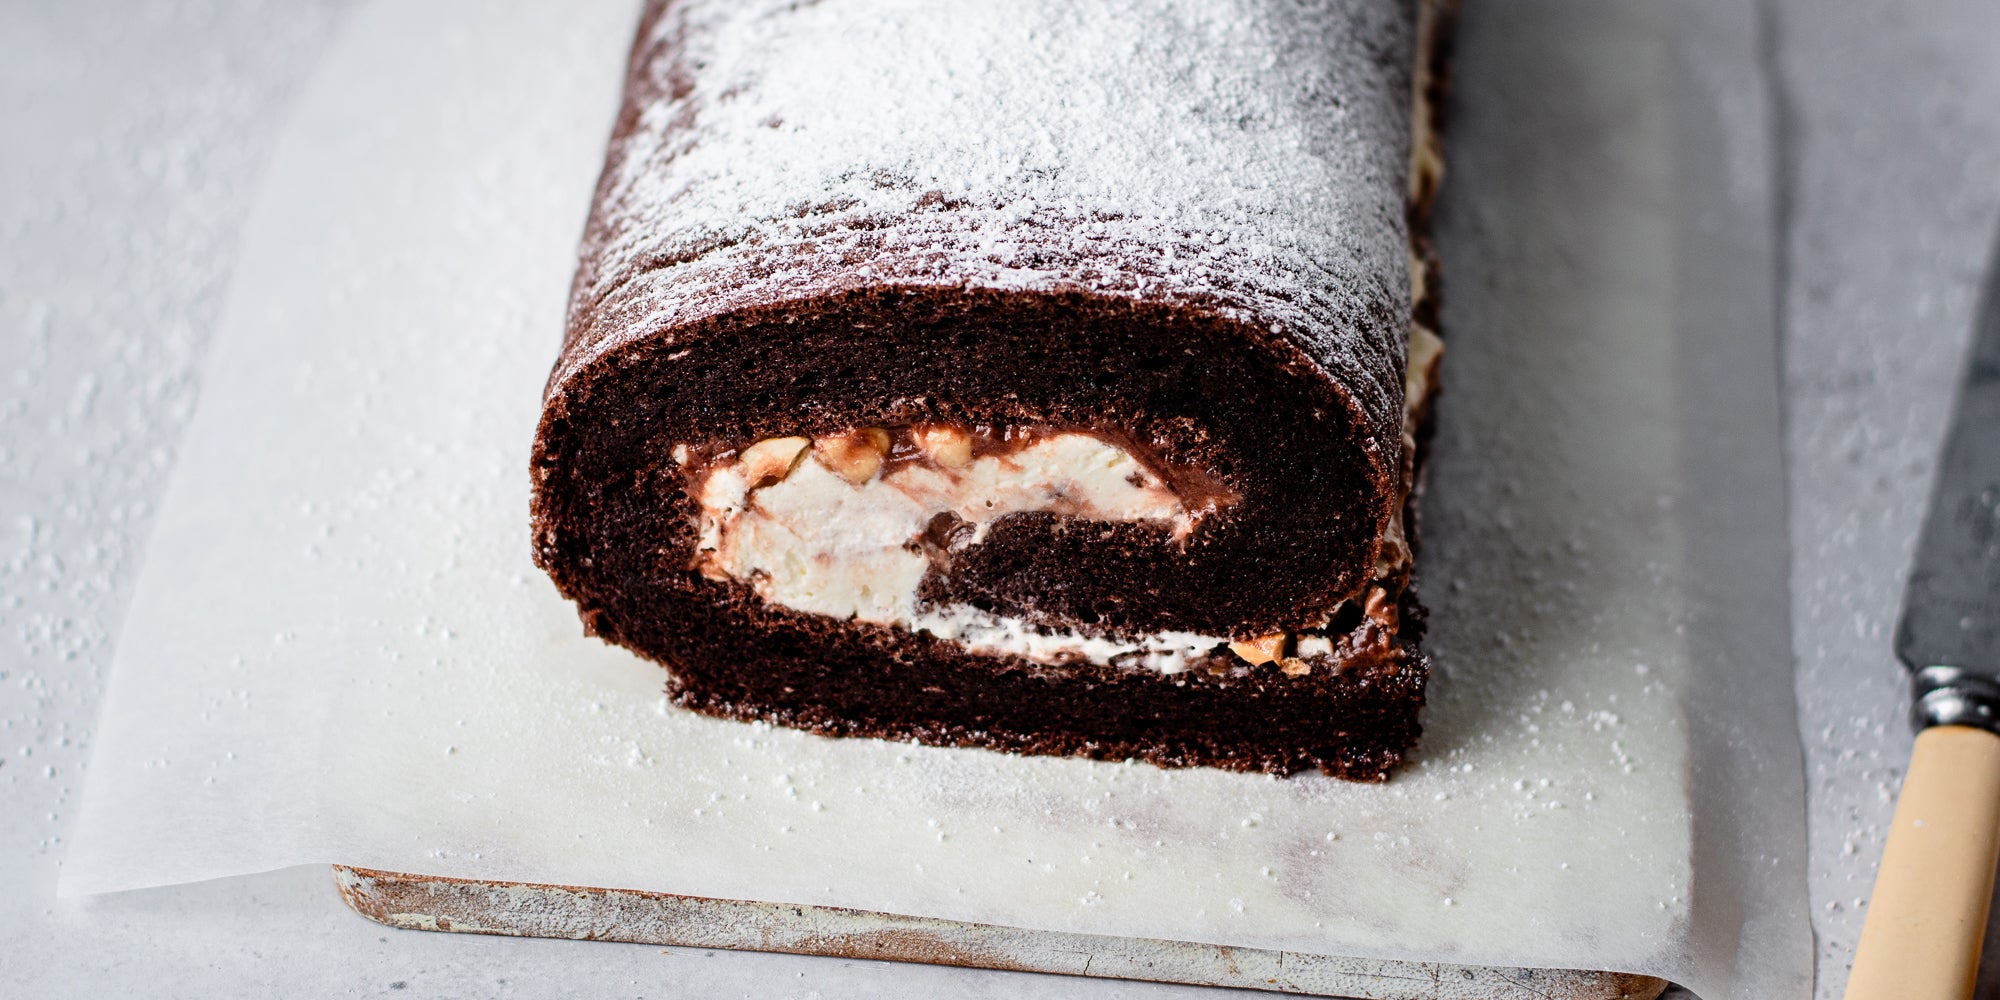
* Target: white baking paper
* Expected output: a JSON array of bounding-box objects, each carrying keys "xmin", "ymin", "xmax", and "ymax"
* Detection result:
[{"xmin": 64, "ymin": 2, "xmax": 1811, "ymax": 997}]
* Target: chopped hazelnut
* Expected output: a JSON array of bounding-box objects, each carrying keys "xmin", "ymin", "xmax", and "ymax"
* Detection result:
[
  {"xmin": 814, "ymin": 428, "xmax": 890, "ymax": 485},
  {"xmin": 1296, "ymin": 635, "xmax": 1335, "ymax": 659},
  {"xmin": 1406, "ymin": 323, "xmax": 1444, "ymax": 404},
  {"xmin": 914, "ymin": 425, "xmax": 975, "ymax": 469},
  {"xmin": 1362, "ymin": 585, "xmax": 1399, "ymax": 631},
  {"xmin": 739, "ymin": 436, "xmax": 810, "ymax": 485},
  {"xmin": 1409, "ymin": 322, "xmax": 1444, "ymax": 375},
  {"xmin": 1278, "ymin": 658, "xmax": 1312, "ymax": 677},
  {"xmin": 1373, "ymin": 512, "xmax": 1412, "ymax": 577},
  {"xmin": 1228, "ymin": 632, "xmax": 1287, "ymax": 666}
]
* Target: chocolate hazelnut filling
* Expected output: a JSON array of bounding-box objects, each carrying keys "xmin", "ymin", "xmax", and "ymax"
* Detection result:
[{"xmin": 684, "ymin": 423, "xmax": 1242, "ymax": 672}]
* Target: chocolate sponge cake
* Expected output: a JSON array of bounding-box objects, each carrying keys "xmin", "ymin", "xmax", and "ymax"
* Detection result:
[{"xmin": 531, "ymin": 0, "xmax": 1450, "ymax": 780}]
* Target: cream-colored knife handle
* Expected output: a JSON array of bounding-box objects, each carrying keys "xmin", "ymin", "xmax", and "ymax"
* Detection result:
[{"xmin": 1844, "ymin": 724, "xmax": 2000, "ymax": 1000}]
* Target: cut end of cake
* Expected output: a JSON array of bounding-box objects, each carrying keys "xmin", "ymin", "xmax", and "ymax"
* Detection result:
[{"xmin": 528, "ymin": 0, "xmax": 1452, "ymax": 781}]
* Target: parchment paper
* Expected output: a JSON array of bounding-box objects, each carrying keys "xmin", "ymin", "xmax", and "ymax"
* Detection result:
[{"xmin": 64, "ymin": 2, "xmax": 1810, "ymax": 997}]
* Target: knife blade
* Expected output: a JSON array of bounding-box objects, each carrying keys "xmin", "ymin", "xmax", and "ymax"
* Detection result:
[{"xmin": 1898, "ymin": 229, "xmax": 2000, "ymax": 731}]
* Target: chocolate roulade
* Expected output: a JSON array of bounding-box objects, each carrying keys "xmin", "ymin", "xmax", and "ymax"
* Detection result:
[{"xmin": 531, "ymin": 0, "xmax": 1449, "ymax": 779}]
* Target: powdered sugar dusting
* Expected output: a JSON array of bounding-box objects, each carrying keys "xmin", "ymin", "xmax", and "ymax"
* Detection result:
[
  {"xmin": 55, "ymin": 3, "xmax": 1809, "ymax": 993},
  {"xmin": 557, "ymin": 0, "xmax": 1415, "ymax": 445}
]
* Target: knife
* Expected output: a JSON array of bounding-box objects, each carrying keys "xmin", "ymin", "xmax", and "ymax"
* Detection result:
[{"xmin": 1845, "ymin": 229, "xmax": 2000, "ymax": 1000}]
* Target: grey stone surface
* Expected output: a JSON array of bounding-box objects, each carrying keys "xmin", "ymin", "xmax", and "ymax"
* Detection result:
[{"xmin": 1770, "ymin": 1, "xmax": 2000, "ymax": 996}]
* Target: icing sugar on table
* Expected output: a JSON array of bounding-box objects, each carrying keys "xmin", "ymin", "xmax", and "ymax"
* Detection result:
[{"xmin": 62, "ymin": 2, "xmax": 1809, "ymax": 997}]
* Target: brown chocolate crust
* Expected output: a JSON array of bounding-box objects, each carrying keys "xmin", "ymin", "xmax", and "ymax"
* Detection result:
[{"xmin": 530, "ymin": 0, "xmax": 1447, "ymax": 779}]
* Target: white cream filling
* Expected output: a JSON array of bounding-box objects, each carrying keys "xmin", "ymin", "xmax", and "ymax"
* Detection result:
[
  {"xmin": 693, "ymin": 431, "xmax": 1233, "ymax": 673},
  {"xmin": 908, "ymin": 604, "xmax": 1233, "ymax": 675}
]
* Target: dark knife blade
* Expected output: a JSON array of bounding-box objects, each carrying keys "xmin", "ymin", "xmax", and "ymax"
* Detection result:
[{"xmin": 1897, "ymin": 230, "xmax": 2000, "ymax": 704}]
